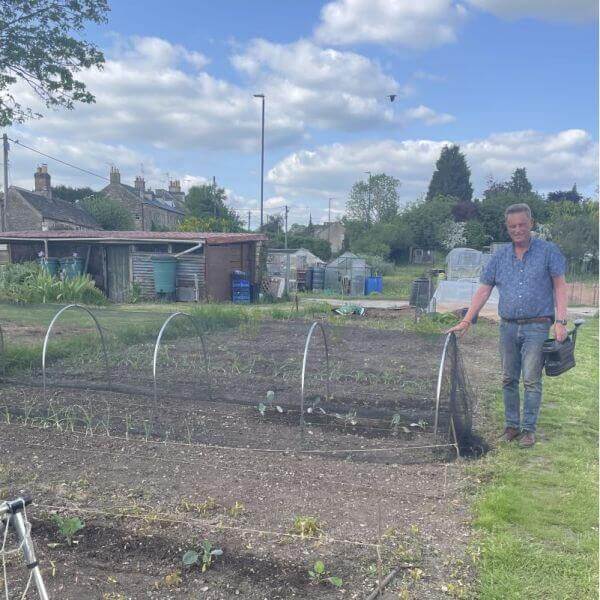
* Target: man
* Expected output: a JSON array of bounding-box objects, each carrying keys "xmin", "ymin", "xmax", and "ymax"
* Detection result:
[{"xmin": 448, "ymin": 203, "xmax": 568, "ymax": 448}]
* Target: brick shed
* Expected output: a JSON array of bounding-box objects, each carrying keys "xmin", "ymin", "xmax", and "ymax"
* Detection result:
[{"xmin": 0, "ymin": 230, "xmax": 266, "ymax": 303}]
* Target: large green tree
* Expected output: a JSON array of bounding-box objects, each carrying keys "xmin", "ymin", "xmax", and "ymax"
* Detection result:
[
  {"xmin": 346, "ymin": 173, "xmax": 400, "ymax": 225},
  {"xmin": 80, "ymin": 194, "xmax": 134, "ymax": 230},
  {"xmin": 426, "ymin": 145, "xmax": 473, "ymax": 203},
  {"xmin": 0, "ymin": 0, "xmax": 109, "ymax": 126},
  {"xmin": 509, "ymin": 167, "xmax": 533, "ymax": 195},
  {"xmin": 53, "ymin": 185, "xmax": 95, "ymax": 203},
  {"xmin": 185, "ymin": 184, "xmax": 242, "ymax": 231}
]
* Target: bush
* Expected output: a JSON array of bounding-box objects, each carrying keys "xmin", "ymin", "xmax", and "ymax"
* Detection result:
[
  {"xmin": 0, "ymin": 262, "xmax": 107, "ymax": 305},
  {"xmin": 80, "ymin": 194, "xmax": 135, "ymax": 230},
  {"xmin": 361, "ymin": 255, "xmax": 396, "ymax": 276}
]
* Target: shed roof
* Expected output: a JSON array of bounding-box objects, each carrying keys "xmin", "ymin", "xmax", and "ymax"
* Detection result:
[
  {"xmin": 0, "ymin": 230, "xmax": 267, "ymax": 245},
  {"xmin": 10, "ymin": 187, "xmax": 100, "ymax": 228}
]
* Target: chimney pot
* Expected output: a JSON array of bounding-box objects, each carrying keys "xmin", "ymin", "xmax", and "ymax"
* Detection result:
[
  {"xmin": 109, "ymin": 166, "xmax": 121, "ymax": 185},
  {"xmin": 34, "ymin": 164, "xmax": 52, "ymax": 198}
]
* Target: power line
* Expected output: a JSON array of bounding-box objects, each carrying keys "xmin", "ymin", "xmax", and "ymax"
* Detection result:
[{"xmin": 7, "ymin": 137, "xmax": 109, "ymax": 182}]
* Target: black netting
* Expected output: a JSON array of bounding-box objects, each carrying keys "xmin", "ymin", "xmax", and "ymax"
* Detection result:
[{"xmin": 0, "ymin": 303, "xmax": 484, "ymax": 462}]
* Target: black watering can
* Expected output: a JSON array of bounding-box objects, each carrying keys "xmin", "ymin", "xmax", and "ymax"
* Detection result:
[{"xmin": 541, "ymin": 319, "xmax": 585, "ymax": 377}]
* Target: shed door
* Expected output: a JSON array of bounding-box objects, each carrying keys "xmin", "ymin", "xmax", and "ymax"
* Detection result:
[
  {"xmin": 106, "ymin": 246, "xmax": 130, "ymax": 302},
  {"xmin": 205, "ymin": 244, "xmax": 242, "ymax": 301}
]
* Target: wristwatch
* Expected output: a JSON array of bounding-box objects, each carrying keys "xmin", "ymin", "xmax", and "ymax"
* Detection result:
[{"xmin": 555, "ymin": 319, "xmax": 568, "ymax": 326}]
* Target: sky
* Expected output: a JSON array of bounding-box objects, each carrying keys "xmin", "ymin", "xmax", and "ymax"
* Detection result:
[{"xmin": 6, "ymin": 0, "xmax": 599, "ymax": 225}]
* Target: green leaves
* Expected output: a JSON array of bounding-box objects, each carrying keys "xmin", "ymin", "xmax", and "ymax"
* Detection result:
[
  {"xmin": 182, "ymin": 550, "xmax": 199, "ymax": 566},
  {"xmin": 52, "ymin": 514, "xmax": 84, "ymax": 546},
  {"xmin": 0, "ymin": 0, "xmax": 108, "ymax": 126},
  {"xmin": 308, "ymin": 560, "xmax": 343, "ymax": 588}
]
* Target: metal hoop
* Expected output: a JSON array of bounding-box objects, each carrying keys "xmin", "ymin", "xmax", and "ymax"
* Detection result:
[
  {"xmin": 433, "ymin": 332, "xmax": 454, "ymax": 437},
  {"xmin": 42, "ymin": 304, "xmax": 110, "ymax": 402},
  {"xmin": 0, "ymin": 322, "xmax": 5, "ymax": 378},
  {"xmin": 152, "ymin": 312, "xmax": 211, "ymax": 406},
  {"xmin": 300, "ymin": 321, "xmax": 331, "ymax": 432}
]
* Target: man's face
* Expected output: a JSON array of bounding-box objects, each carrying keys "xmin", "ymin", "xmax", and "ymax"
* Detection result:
[{"xmin": 505, "ymin": 211, "xmax": 533, "ymax": 244}]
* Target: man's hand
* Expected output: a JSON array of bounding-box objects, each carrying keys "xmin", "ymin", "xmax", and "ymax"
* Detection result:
[
  {"xmin": 446, "ymin": 320, "xmax": 471, "ymax": 337},
  {"xmin": 554, "ymin": 322, "xmax": 568, "ymax": 343}
]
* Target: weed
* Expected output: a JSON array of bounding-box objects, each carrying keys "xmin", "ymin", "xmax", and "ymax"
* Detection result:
[
  {"xmin": 292, "ymin": 515, "xmax": 323, "ymax": 539},
  {"xmin": 228, "ymin": 501, "xmax": 245, "ymax": 518},
  {"xmin": 257, "ymin": 389, "xmax": 283, "ymax": 416},
  {"xmin": 182, "ymin": 540, "xmax": 223, "ymax": 572},
  {"xmin": 308, "ymin": 560, "xmax": 343, "ymax": 588},
  {"xmin": 52, "ymin": 514, "xmax": 84, "ymax": 546}
]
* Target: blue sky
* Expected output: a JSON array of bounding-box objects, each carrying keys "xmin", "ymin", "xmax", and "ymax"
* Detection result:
[{"xmin": 8, "ymin": 0, "xmax": 599, "ymax": 224}]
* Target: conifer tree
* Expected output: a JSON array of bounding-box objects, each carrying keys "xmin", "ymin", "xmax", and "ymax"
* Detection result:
[{"xmin": 426, "ymin": 145, "xmax": 473, "ymax": 203}]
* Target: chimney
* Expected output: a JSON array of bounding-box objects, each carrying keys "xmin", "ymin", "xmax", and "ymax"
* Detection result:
[
  {"xmin": 34, "ymin": 164, "xmax": 52, "ymax": 198},
  {"xmin": 169, "ymin": 179, "xmax": 182, "ymax": 194},
  {"xmin": 110, "ymin": 166, "xmax": 121, "ymax": 185},
  {"xmin": 134, "ymin": 175, "xmax": 146, "ymax": 192}
]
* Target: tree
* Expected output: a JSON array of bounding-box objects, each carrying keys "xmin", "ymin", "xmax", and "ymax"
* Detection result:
[
  {"xmin": 509, "ymin": 168, "xmax": 533, "ymax": 195},
  {"xmin": 185, "ymin": 184, "xmax": 242, "ymax": 231},
  {"xmin": 401, "ymin": 195, "xmax": 456, "ymax": 249},
  {"xmin": 178, "ymin": 216, "xmax": 242, "ymax": 233},
  {"xmin": 426, "ymin": 145, "xmax": 473, "ymax": 203},
  {"xmin": 0, "ymin": 0, "xmax": 108, "ymax": 127},
  {"xmin": 547, "ymin": 184, "xmax": 582, "ymax": 204},
  {"xmin": 52, "ymin": 185, "xmax": 95, "ymax": 203},
  {"xmin": 451, "ymin": 199, "xmax": 478, "ymax": 222},
  {"xmin": 261, "ymin": 214, "xmax": 283, "ymax": 238},
  {"xmin": 346, "ymin": 173, "xmax": 400, "ymax": 225},
  {"xmin": 464, "ymin": 220, "xmax": 489, "ymax": 249},
  {"xmin": 80, "ymin": 195, "xmax": 134, "ymax": 230}
]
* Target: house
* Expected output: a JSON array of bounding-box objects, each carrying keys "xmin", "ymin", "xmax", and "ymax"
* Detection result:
[
  {"xmin": 313, "ymin": 221, "xmax": 345, "ymax": 254},
  {"xmin": 0, "ymin": 230, "xmax": 267, "ymax": 302},
  {"xmin": 100, "ymin": 167, "xmax": 185, "ymax": 231},
  {"xmin": 3, "ymin": 165, "xmax": 99, "ymax": 231}
]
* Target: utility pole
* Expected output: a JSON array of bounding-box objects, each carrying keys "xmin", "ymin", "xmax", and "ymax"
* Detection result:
[
  {"xmin": 284, "ymin": 204, "xmax": 289, "ymax": 249},
  {"xmin": 247, "ymin": 210, "xmax": 251, "ymax": 231},
  {"xmin": 1, "ymin": 134, "xmax": 9, "ymax": 231},
  {"xmin": 328, "ymin": 197, "xmax": 334, "ymax": 246},
  {"xmin": 253, "ymin": 94, "xmax": 265, "ymax": 229},
  {"xmin": 365, "ymin": 171, "xmax": 372, "ymax": 229}
]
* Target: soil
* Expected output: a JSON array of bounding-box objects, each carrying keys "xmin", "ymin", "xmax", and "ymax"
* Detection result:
[{"xmin": 0, "ymin": 315, "xmax": 501, "ymax": 599}]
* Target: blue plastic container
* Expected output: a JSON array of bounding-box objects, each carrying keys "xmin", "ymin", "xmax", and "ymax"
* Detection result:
[
  {"xmin": 39, "ymin": 257, "xmax": 59, "ymax": 277},
  {"xmin": 59, "ymin": 257, "xmax": 84, "ymax": 279},
  {"xmin": 151, "ymin": 255, "xmax": 177, "ymax": 294},
  {"xmin": 365, "ymin": 276, "xmax": 383, "ymax": 295}
]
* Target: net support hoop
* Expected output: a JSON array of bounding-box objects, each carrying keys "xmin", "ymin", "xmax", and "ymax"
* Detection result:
[
  {"xmin": 300, "ymin": 321, "xmax": 331, "ymax": 433},
  {"xmin": 42, "ymin": 304, "xmax": 110, "ymax": 403},
  {"xmin": 434, "ymin": 332, "xmax": 454, "ymax": 437}
]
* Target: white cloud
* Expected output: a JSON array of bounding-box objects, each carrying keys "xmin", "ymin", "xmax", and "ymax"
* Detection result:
[
  {"xmin": 264, "ymin": 196, "xmax": 287, "ymax": 209},
  {"xmin": 231, "ymin": 38, "xmax": 409, "ymax": 130},
  {"xmin": 466, "ymin": 0, "xmax": 597, "ymax": 22},
  {"xmin": 267, "ymin": 129, "xmax": 599, "ymax": 201},
  {"xmin": 315, "ymin": 0, "xmax": 469, "ymax": 49},
  {"xmin": 404, "ymin": 105, "xmax": 456, "ymax": 125}
]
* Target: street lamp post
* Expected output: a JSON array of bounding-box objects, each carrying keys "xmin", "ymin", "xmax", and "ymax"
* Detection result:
[
  {"xmin": 364, "ymin": 171, "xmax": 372, "ymax": 228},
  {"xmin": 253, "ymin": 94, "xmax": 265, "ymax": 229}
]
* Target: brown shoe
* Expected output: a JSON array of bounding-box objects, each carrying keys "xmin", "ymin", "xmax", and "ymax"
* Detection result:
[
  {"xmin": 519, "ymin": 431, "xmax": 536, "ymax": 448},
  {"xmin": 500, "ymin": 427, "xmax": 520, "ymax": 442}
]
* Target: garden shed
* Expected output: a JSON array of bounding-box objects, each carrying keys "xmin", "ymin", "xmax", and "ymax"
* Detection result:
[
  {"xmin": 324, "ymin": 251, "xmax": 371, "ymax": 296},
  {"xmin": 0, "ymin": 230, "xmax": 266, "ymax": 302}
]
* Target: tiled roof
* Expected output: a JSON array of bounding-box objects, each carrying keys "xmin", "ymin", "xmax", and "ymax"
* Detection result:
[
  {"xmin": 12, "ymin": 188, "xmax": 99, "ymax": 228},
  {"xmin": 0, "ymin": 230, "xmax": 267, "ymax": 245}
]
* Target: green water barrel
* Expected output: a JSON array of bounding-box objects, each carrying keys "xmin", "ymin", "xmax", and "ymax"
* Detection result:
[
  {"xmin": 59, "ymin": 257, "xmax": 84, "ymax": 279},
  {"xmin": 151, "ymin": 255, "xmax": 177, "ymax": 294},
  {"xmin": 38, "ymin": 257, "xmax": 59, "ymax": 277}
]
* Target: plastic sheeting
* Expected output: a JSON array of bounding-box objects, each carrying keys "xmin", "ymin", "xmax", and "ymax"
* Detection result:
[
  {"xmin": 445, "ymin": 248, "xmax": 486, "ymax": 280},
  {"xmin": 430, "ymin": 278, "xmax": 499, "ymax": 313}
]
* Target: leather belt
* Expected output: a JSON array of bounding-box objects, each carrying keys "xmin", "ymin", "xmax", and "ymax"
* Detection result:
[{"xmin": 502, "ymin": 316, "xmax": 553, "ymax": 324}]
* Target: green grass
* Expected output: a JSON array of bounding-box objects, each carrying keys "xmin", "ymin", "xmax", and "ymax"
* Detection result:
[{"xmin": 472, "ymin": 318, "xmax": 598, "ymax": 599}]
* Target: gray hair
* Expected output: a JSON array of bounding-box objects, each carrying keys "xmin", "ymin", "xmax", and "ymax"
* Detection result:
[{"xmin": 505, "ymin": 203, "xmax": 532, "ymax": 220}]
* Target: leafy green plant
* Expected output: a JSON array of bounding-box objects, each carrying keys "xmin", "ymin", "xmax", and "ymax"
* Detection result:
[
  {"xmin": 308, "ymin": 560, "xmax": 343, "ymax": 588},
  {"xmin": 257, "ymin": 389, "xmax": 283, "ymax": 416},
  {"xmin": 182, "ymin": 540, "xmax": 223, "ymax": 572},
  {"xmin": 52, "ymin": 514, "xmax": 84, "ymax": 546}
]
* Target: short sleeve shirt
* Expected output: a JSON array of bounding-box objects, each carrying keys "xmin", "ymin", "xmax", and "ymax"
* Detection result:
[{"xmin": 480, "ymin": 238, "xmax": 566, "ymax": 319}]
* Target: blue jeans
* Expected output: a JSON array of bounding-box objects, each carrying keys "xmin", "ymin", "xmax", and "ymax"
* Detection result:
[{"xmin": 499, "ymin": 320, "xmax": 550, "ymax": 432}]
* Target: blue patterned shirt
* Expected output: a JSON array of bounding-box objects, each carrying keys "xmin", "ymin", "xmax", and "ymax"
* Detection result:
[{"xmin": 480, "ymin": 238, "xmax": 566, "ymax": 319}]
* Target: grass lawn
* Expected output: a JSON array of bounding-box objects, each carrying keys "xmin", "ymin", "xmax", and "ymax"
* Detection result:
[{"xmin": 472, "ymin": 318, "xmax": 598, "ymax": 599}]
